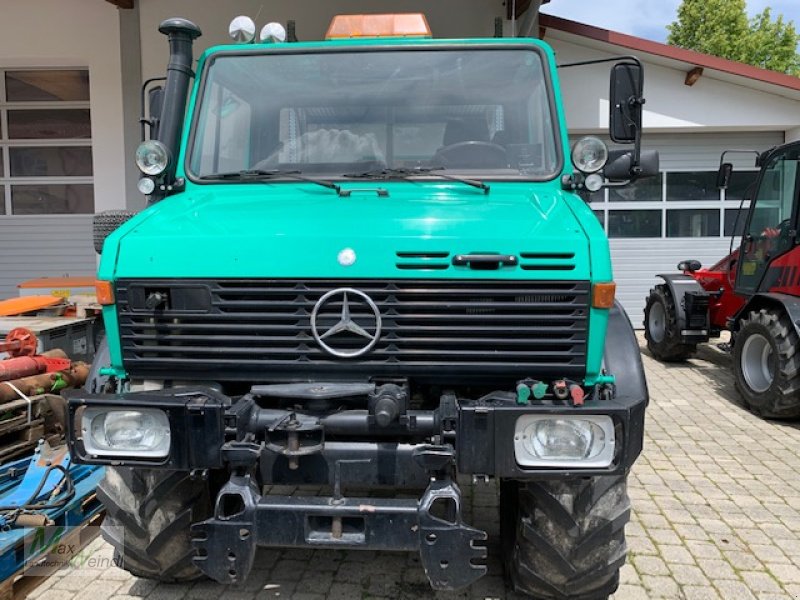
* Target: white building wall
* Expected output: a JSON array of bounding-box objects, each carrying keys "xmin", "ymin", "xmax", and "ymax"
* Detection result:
[
  {"xmin": 548, "ymin": 37, "xmax": 800, "ymax": 134},
  {"xmin": 0, "ymin": 0, "xmax": 129, "ymax": 299}
]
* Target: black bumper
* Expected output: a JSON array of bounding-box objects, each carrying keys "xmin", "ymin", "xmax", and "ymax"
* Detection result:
[
  {"xmin": 66, "ymin": 386, "xmax": 645, "ymax": 479},
  {"xmin": 193, "ymin": 475, "xmax": 486, "ymax": 589}
]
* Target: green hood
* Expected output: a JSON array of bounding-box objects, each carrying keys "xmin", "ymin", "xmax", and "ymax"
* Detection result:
[{"xmin": 105, "ymin": 181, "xmax": 597, "ymax": 281}]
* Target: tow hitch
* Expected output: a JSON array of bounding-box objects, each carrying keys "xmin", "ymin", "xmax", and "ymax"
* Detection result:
[{"xmin": 191, "ymin": 441, "xmax": 487, "ymax": 590}]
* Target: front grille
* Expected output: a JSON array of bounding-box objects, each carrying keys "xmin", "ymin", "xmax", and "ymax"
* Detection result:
[{"xmin": 116, "ymin": 279, "xmax": 590, "ymax": 382}]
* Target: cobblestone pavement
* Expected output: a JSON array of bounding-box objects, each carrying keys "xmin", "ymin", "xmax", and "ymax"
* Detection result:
[{"xmin": 28, "ymin": 336, "xmax": 800, "ymax": 600}]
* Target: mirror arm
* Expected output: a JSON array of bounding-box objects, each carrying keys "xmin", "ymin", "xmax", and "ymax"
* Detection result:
[{"xmin": 558, "ymin": 55, "xmax": 643, "ymax": 70}]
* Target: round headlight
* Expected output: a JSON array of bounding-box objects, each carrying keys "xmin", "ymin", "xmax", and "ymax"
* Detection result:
[
  {"xmin": 137, "ymin": 177, "xmax": 156, "ymax": 195},
  {"xmin": 585, "ymin": 173, "xmax": 604, "ymax": 193},
  {"xmin": 135, "ymin": 140, "xmax": 170, "ymax": 176},
  {"xmin": 571, "ymin": 136, "xmax": 609, "ymax": 174}
]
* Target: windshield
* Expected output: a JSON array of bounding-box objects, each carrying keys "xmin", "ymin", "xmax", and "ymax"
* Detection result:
[{"xmin": 188, "ymin": 47, "xmax": 560, "ymax": 180}]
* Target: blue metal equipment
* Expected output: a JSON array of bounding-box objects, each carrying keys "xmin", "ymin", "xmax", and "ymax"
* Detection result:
[{"xmin": 0, "ymin": 441, "xmax": 104, "ymax": 581}]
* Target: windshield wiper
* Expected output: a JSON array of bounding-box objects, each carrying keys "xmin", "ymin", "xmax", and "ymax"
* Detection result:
[
  {"xmin": 343, "ymin": 167, "xmax": 490, "ymax": 194},
  {"xmin": 199, "ymin": 169, "xmax": 343, "ymax": 195}
]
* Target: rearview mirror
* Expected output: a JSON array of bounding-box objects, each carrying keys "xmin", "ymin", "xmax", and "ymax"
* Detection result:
[
  {"xmin": 610, "ymin": 62, "xmax": 643, "ymax": 144},
  {"xmin": 604, "ymin": 149, "xmax": 659, "ymax": 182},
  {"xmin": 716, "ymin": 162, "xmax": 733, "ymax": 190},
  {"xmin": 147, "ymin": 86, "xmax": 164, "ymax": 140}
]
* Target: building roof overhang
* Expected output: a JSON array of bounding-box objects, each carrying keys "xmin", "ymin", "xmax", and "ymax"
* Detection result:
[{"xmin": 540, "ymin": 14, "xmax": 800, "ymax": 99}]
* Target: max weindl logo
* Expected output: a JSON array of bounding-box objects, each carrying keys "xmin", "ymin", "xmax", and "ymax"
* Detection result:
[{"xmin": 23, "ymin": 526, "xmax": 122, "ymax": 575}]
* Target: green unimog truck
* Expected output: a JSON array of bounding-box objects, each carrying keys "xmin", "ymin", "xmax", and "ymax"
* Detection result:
[{"xmin": 67, "ymin": 13, "xmax": 657, "ymax": 599}]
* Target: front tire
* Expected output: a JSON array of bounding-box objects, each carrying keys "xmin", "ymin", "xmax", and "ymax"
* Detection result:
[
  {"xmin": 97, "ymin": 468, "xmax": 211, "ymax": 582},
  {"xmin": 501, "ymin": 475, "xmax": 630, "ymax": 600},
  {"xmin": 733, "ymin": 309, "xmax": 800, "ymax": 419},
  {"xmin": 644, "ymin": 285, "xmax": 697, "ymax": 362}
]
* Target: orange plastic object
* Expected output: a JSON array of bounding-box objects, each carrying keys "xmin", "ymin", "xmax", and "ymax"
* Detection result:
[
  {"xmin": 0, "ymin": 296, "xmax": 62, "ymax": 317},
  {"xmin": 95, "ymin": 280, "xmax": 115, "ymax": 305},
  {"xmin": 592, "ymin": 283, "xmax": 617, "ymax": 309},
  {"xmin": 17, "ymin": 276, "xmax": 95, "ymax": 289},
  {"xmin": 326, "ymin": 13, "xmax": 431, "ymax": 39}
]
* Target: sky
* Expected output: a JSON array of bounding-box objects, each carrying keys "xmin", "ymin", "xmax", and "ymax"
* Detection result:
[{"xmin": 539, "ymin": 0, "xmax": 800, "ymax": 44}]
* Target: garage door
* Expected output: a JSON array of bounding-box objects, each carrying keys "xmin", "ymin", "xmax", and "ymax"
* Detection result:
[
  {"xmin": 0, "ymin": 68, "xmax": 96, "ymax": 302},
  {"xmin": 589, "ymin": 131, "xmax": 785, "ymax": 327}
]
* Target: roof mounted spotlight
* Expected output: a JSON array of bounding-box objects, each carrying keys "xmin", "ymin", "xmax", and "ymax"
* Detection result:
[
  {"xmin": 260, "ymin": 22, "xmax": 287, "ymax": 43},
  {"xmin": 229, "ymin": 16, "xmax": 256, "ymax": 43}
]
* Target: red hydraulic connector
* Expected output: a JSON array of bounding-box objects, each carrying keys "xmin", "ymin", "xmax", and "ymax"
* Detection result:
[{"xmin": 569, "ymin": 384, "xmax": 585, "ymax": 406}]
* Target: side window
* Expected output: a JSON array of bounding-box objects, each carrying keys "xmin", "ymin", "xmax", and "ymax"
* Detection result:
[
  {"xmin": 749, "ymin": 158, "xmax": 797, "ymax": 234},
  {"xmin": 196, "ymin": 83, "xmax": 251, "ymax": 173},
  {"xmin": 737, "ymin": 150, "xmax": 799, "ymax": 293}
]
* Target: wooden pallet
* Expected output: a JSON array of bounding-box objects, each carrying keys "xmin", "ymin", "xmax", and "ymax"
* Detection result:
[
  {"xmin": 0, "ymin": 395, "xmax": 61, "ymax": 463},
  {"xmin": 0, "ymin": 512, "xmax": 104, "ymax": 600}
]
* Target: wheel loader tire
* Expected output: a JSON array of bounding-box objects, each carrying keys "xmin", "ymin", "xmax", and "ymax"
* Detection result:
[
  {"xmin": 644, "ymin": 285, "xmax": 697, "ymax": 362},
  {"xmin": 97, "ymin": 468, "xmax": 211, "ymax": 582},
  {"xmin": 93, "ymin": 210, "xmax": 137, "ymax": 254},
  {"xmin": 501, "ymin": 475, "xmax": 630, "ymax": 600},
  {"xmin": 733, "ymin": 308, "xmax": 800, "ymax": 419}
]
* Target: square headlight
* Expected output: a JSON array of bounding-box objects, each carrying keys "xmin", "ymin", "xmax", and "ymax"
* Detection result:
[
  {"xmin": 81, "ymin": 407, "xmax": 171, "ymax": 459},
  {"xmin": 513, "ymin": 414, "xmax": 615, "ymax": 468}
]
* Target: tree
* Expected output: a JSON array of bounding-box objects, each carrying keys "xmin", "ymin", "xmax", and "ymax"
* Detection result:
[{"xmin": 667, "ymin": 0, "xmax": 800, "ymax": 76}]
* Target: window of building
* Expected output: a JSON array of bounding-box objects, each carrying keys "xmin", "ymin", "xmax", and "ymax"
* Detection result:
[
  {"xmin": 0, "ymin": 69, "xmax": 93, "ymax": 215},
  {"xmin": 608, "ymin": 210, "xmax": 662, "ymax": 238},
  {"xmin": 666, "ymin": 171, "xmax": 720, "ymax": 201},
  {"xmin": 591, "ymin": 165, "xmax": 764, "ymax": 240},
  {"xmin": 667, "ymin": 209, "xmax": 720, "ymax": 237},
  {"xmin": 608, "ymin": 173, "xmax": 663, "ymax": 202}
]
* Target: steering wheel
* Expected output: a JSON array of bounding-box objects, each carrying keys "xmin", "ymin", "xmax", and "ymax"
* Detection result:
[
  {"xmin": 432, "ymin": 141, "xmax": 508, "ymax": 169},
  {"xmin": 759, "ymin": 218, "xmax": 792, "ymax": 241}
]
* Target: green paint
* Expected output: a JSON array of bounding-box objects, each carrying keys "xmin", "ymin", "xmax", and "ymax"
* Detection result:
[
  {"xmin": 97, "ymin": 35, "xmax": 619, "ymax": 387},
  {"xmin": 516, "ymin": 384, "xmax": 532, "ymax": 406},
  {"xmin": 531, "ymin": 381, "xmax": 548, "ymax": 400},
  {"xmin": 594, "ymin": 374, "xmax": 616, "ymax": 386}
]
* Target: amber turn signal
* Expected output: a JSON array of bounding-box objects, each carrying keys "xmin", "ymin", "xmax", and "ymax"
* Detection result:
[
  {"xmin": 592, "ymin": 282, "xmax": 616, "ymax": 309},
  {"xmin": 95, "ymin": 280, "xmax": 115, "ymax": 305}
]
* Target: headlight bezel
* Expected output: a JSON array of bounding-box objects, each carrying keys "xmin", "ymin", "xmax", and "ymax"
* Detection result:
[
  {"xmin": 67, "ymin": 390, "xmax": 229, "ymax": 469},
  {"xmin": 513, "ymin": 414, "xmax": 616, "ymax": 468}
]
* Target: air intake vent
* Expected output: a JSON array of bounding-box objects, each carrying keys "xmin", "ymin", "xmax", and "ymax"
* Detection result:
[
  {"xmin": 519, "ymin": 252, "xmax": 576, "ymax": 272},
  {"xmin": 395, "ymin": 251, "xmax": 450, "ymax": 271}
]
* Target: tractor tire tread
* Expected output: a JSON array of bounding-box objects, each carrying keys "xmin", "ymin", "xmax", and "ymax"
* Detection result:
[
  {"xmin": 98, "ymin": 467, "xmax": 210, "ymax": 583},
  {"xmin": 644, "ymin": 285, "xmax": 697, "ymax": 362},
  {"xmin": 505, "ymin": 475, "xmax": 630, "ymax": 600},
  {"xmin": 734, "ymin": 309, "xmax": 800, "ymax": 419}
]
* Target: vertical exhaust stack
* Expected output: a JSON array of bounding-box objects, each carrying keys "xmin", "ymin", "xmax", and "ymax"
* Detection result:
[{"xmin": 157, "ymin": 18, "xmax": 202, "ymax": 186}]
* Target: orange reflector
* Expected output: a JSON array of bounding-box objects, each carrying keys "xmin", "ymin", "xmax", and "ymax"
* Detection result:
[
  {"xmin": 326, "ymin": 13, "xmax": 431, "ymax": 39},
  {"xmin": 95, "ymin": 280, "xmax": 115, "ymax": 305},
  {"xmin": 592, "ymin": 283, "xmax": 616, "ymax": 309}
]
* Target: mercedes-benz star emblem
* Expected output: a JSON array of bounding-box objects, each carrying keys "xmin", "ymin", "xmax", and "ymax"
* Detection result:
[{"xmin": 310, "ymin": 288, "xmax": 382, "ymax": 358}]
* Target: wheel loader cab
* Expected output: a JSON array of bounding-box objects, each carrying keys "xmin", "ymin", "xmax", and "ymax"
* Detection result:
[{"xmin": 735, "ymin": 144, "xmax": 800, "ymax": 296}]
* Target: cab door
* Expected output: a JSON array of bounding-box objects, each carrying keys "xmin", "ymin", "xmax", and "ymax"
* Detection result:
[{"xmin": 735, "ymin": 146, "xmax": 800, "ymax": 296}]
